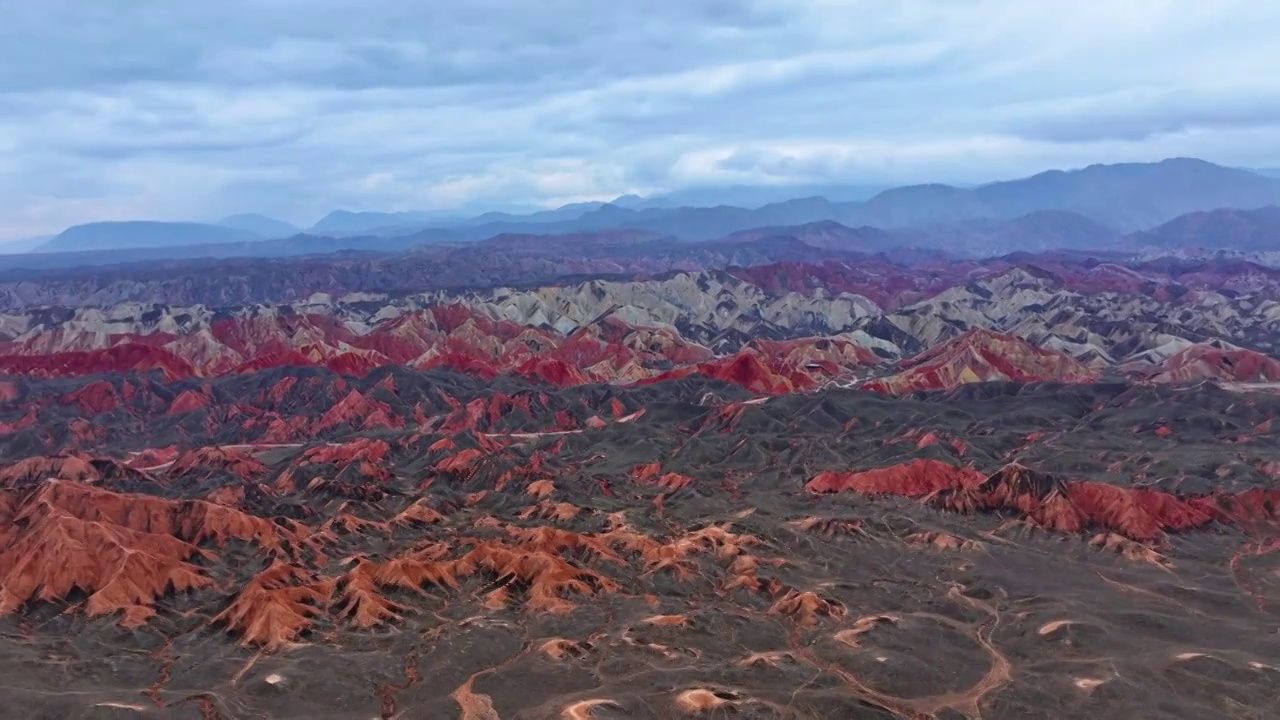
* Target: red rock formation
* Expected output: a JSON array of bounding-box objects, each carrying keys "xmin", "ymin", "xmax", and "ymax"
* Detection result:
[
  {"xmin": 167, "ymin": 446, "xmax": 268, "ymax": 480},
  {"xmin": 335, "ymin": 558, "xmax": 409, "ymax": 629},
  {"xmin": 862, "ymin": 329, "xmax": 1097, "ymax": 394},
  {"xmin": 807, "ymin": 459, "xmax": 985, "ymax": 496},
  {"xmin": 767, "ymin": 589, "xmax": 847, "ymax": 626},
  {"xmin": 907, "ymin": 531, "xmax": 983, "ymax": 551},
  {"xmin": 631, "ymin": 463, "xmax": 663, "ymax": 483},
  {"xmin": 642, "ymin": 337, "xmax": 876, "ymax": 395},
  {"xmin": 0, "ymin": 303, "xmax": 875, "ymax": 395},
  {"xmin": 212, "ymin": 562, "xmax": 337, "ymax": 649},
  {"xmin": 434, "ymin": 448, "xmax": 486, "ymax": 476},
  {"xmin": 787, "ymin": 517, "xmax": 867, "ymax": 538},
  {"xmin": 519, "ymin": 500, "xmax": 583, "ymax": 522},
  {"xmin": 814, "ymin": 460, "xmax": 1256, "ymax": 541},
  {"xmin": 313, "ymin": 389, "xmax": 405, "ymax": 434},
  {"xmin": 0, "ymin": 344, "xmax": 196, "ymax": 381},
  {"xmin": 168, "ymin": 388, "xmax": 213, "ymax": 414},
  {"xmin": 455, "ymin": 542, "xmax": 618, "ymax": 613},
  {"xmin": 0, "ymin": 481, "xmax": 216, "ymax": 625},
  {"xmin": 630, "ymin": 463, "xmax": 694, "ymax": 491},
  {"xmin": 513, "ymin": 357, "xmax": 591, "ymax": 387},
  {"xmin": 0, "ymin": 404, "xmax": 39, "ymax": 435},
  {"xmin": 1065, "ymin": 483, "xmax": 1214, "ymax": 540},
  {"xmin": 525, "ymin": 479, "xmax": 556, "ymax": 498},
  {"xmin": 1137, "ymin": 341, "xmax": 1280, "ymax": 384},
  {"xmin": 1189, "ymin": 487, "xmax": 1280, "ymax": 526},
  {"xmin": 300, "ymin": 438, "xmax": 392, "ymax": 472},
  {"xmin": 60, "ymin": 380, "xmax": 120, "ymax": 415},
  {"xmin": 929, "ymin": 463, "xmax": 1091, "ymax": 534},
  {"xmin": 128, "ymin": 446, "xmax": 180, "ymax": 469},
  {"xmin": 1090, "ymin": 533, "xmax": 1171, "ymax": 567},
  {"xmin": 0, "ymin": 454, "xmax": 104, "ymax": 487},
  {"xmin": 15, "ymin": 480, "xmax": 307, "ymax": 557}
]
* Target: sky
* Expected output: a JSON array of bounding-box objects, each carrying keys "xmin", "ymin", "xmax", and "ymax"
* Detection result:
[{"xmin": 1, "ymin": 0, "xmax": 1279, "ymax": 240}]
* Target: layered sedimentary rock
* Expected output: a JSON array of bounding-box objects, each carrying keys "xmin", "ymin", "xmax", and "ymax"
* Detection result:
[
  {"xmin": 859, "ymin": 329, "xmax": 1098, "ymax": 394},
  {"xmin": 5, "ymin": 256, "xmax": 1280, "ymax": 396},
  {"xmin": 1, "ymin": 247, "xmax": 1279, "ymax": 719}
]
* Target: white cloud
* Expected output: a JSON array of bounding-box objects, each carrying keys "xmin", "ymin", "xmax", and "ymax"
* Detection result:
[{"xmin": 1, "ymin": 0, "xmax": 1279, "ymax": 239}]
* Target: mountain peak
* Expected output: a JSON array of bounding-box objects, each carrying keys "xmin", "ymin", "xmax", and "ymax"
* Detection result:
[
  {"xmin": 217, "ymin": 214, "xmax": 299, "ymax": 239},
  {"xmin": 39, "ymin": 221, "xmax": 261, "ymax": 253}
]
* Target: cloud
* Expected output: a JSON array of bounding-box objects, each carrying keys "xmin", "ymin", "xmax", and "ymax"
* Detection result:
[{"xmin": 1, "ymin": 0, "xmax": 1280, "ymax": 239}]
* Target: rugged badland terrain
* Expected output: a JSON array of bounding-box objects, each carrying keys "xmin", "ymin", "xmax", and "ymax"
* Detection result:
[{"xmin": 1, "ymin": 216, "xmax": 1279, "ymax": 719}]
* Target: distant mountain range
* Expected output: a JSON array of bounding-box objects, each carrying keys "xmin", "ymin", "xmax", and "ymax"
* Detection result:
[
  {"xmin": 34, "ymin": 215, "xmax": 302, "ymax": 254},
  {"xmin": 309, "ymin": 184, "xmax": 892, "ymax": 236},
  {"xmin": 0, "ymin": 235, "xmax": 51, "ymax": 255},
  {"xmin": 309, "ymin": 209, "xmax": 464, "ymax": 236},
  {"xmin": 1127, "ymin": 206, "xmax": 1280, "ymax": 252},
  {"xmin": 17, "ymin": 157, "xmax": 1280, "ymax": 260},
  {"xmin": 6, "ymin": 204, "xmax": 1275, "ymax": 274},
  {"xmin": 634, "ymin": 183, "xmax": 891, "ymax": 209},
  {"xmin": 216, "ymin": 214, "xmax": 299, "ymax": 238},
  {"xmin": 36, "ymin": 221, "xmax": 261, "ymax": 254},
  {"xmin": 386, "ymin": 157, "xmax": 1280, "ymax": 242}
]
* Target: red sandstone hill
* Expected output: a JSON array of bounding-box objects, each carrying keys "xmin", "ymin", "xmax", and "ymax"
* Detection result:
[
  {"xmin": 8, "ymin": 210, "xmax": 1280, "ymax": 718},
  {"xmin": 809, "ymin": 460, "xmax": 1280, "ymax": 541},
  {"xmin": 1134, "ymin": 341, "xmax": 1280, "ymax": 384},
  {"xmin": 641, "ymin": 338, "xmax": 879, "ymax": 394},
  {"xmin": 0, "ymin": 306, "xmax": 888, "ymax": 397},
  {"xmin": 860, "ymin": 328, "xmax": 1098, "ymax": 394},
  {"xmin": 0, "ymin": 363, "xmax": 1278, "ymax": 717}
]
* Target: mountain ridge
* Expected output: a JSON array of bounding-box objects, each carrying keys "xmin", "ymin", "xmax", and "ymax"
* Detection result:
[
  {"xmin": 19, "ymin": 158, "xmax": 1280, "ymax": 258},
  {"xmin": 37, "ymin": 221, "xmax": 262, "ymax": 253},
  {"xmin": 216, "ymin": 213, "xmax": 299, "ymax": 239},
  {"xmin": 1126, "ymin": 206, "xmax": 1280, "ymax": 252}
]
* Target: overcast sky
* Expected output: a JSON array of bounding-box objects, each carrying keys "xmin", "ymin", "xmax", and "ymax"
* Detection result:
[{"xmin": 1, "ymin": 0, "xmax": 1278, "ymax": 239}]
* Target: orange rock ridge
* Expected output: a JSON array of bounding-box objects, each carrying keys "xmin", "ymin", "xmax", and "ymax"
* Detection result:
[{"xmin": 811, "ymin": 460, "xmax": 1280, "ymax": 541}]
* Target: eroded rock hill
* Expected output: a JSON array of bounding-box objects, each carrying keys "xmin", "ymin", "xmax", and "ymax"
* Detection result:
[
  {"xmin": 5, "ymin": 257, "xmax": 1280, "ymax": 396},
  {"xmin": 0, "ymin": 368, "xmax": 1277, "ymax": 718},
  {"xmin": 0, "ymin": 248, "xmax": 1278, "ymax": 719}
]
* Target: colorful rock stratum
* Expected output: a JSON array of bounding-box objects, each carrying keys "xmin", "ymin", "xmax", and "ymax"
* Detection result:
[{"xmin": 1, "ymin": 236, "xmax": 1278, "ymax": 719}]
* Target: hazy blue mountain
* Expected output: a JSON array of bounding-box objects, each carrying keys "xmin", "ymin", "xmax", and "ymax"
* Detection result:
[
  {"xmin": 969, "ymin": 157, "xmax": 1280, "ymax": 231},
  {"xmin": 631, "ymin": 183, "xmax": 889, "ymax": 209},
  {"xmin": 845, "ymin": 183, "xmax": 986, "ymax": 227},
  {"xmin": 217, "ymin": 213, "xmax": 298, "ymax": 239},
  {"xmin": 918, "ymin": 210, "xmax": 1120, "ymax": 256},
  {"xmin": 609, "ymin": 194, "xmax": 647, "ymax": 209},
  {"xmin": 432, "ymin": 159, "xmax": 1280, "ymax": 241},
  {"xmin": 1125, "ymin": 206, "xmax": 1280, "ymax": 252},
  {"xmin": 3, "ymin": 230, "xmax": 473, "ymax": 271},
  {"xmin": 307, "ymin": 184, "xmax": 890, "ymax": 237},
  {"xmin": 710, "ymin": 212, "xmax": 1117, "ymax": 258},
  {"xmin": 832, "ymin": 158, "xmax": 1280, "ymax": 232},
  {"xmin": 308, "ymin": 159, "xmax": 1274, "ymax": 241},
  {"xmin": 459, "ymin": 200, "xmax": 610, "ymax": 227},
  {"xmin": 0, "ymin": 235, "xmax": 51, "ymax": 254},
  {"xmin": 27, "ymin": 157, "xmax": 1280, "ymax": 259},
  {"xmin": 716, "ymin": 220, "xmax": 910, "ymax": 253},
  {"xmin": 309, "ymin": 210, "xmax": 453, "ymax": 236},
  {"xmin": 37, "ymin": 221, "xmax": 261, "ymax": 253},
  {"xmin": 310, "ymin": 202, "xmax": 551, "ymax": 235}
]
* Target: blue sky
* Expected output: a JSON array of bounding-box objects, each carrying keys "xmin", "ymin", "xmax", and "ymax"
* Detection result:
[{"xmin": 1, "ymin": 0, "xmax": 1278, "ymax": 239}]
